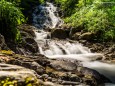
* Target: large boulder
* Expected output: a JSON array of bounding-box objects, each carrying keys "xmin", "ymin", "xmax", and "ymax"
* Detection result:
[{"xmin": 51, "ymin": 29, "xmax": 69, "ymax": 39}]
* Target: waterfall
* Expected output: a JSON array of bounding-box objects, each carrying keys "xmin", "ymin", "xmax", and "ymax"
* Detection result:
[
  {"xmin": 32, "ymin": 2, "xmax": 63, "ymax": 29},
  {"xmin": 33, "ymin": 2, "xmax": 115, "ymax": 84}
]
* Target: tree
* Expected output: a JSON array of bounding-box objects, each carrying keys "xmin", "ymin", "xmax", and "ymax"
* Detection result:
[{"xmin": 0, "ymin": 0, "xmax": 25, "ymax": 42}]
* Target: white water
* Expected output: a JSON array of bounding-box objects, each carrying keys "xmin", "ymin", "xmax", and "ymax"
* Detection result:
[
  {"xmin": 33, "ymin": 2, "xmax": 63, "ymax": 29},
  {"xmin": 34, "ymin": 30, "xmax": 115, "ymax": 83},
  {"xmin": 33, "ymin": 2, "xmax": 115, "ymax": 84},
  {"xmin": 82, "ymin": 61, "xmax": 115, "ymax": 83}
]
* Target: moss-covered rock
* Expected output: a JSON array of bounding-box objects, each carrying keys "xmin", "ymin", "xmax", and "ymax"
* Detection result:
[{"xmin": 0, "ymin": 63, "xmax": 39, "ymax": 86}]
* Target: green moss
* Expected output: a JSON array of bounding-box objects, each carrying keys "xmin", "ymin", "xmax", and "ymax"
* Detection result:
[
  {"xmin": 0, "ymin": 77, "xmax": 39, "ymax": 86},
  {"xmin": 0, "ymin": 50, "xmax": 14, "ymax": 55}
]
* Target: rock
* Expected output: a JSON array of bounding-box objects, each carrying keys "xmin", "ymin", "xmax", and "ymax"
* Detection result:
[
  {"xmin": 51, "ymin": 29, "xmax": 68, "ymax": 39},
  {"xmin": 0, "ymin": 63, "xmax": 39, "ymax": 85},
  {"xmin": 1, "ymin": 52, "xmax": 111, "ymax": 86},
  {"xmin": 6, "ymin": 24, "xmax": 39, "ymax": 55},
  {"xmin": 60, "ymin": 24, "xmax": 71, "ymax": 30},
  {"xmin": 61, "ymin": 81, "xmax": 80, "ymax": 85},
  {"xmin": 7, "ymin": 54, "xmax": 45, "ymax": 74},
  {"xmin": 72, "ymin": 32, "xmax": 81, "ymax": 40},
  {"xmin": 79, "ymin": 32, "xmax": 94, "ymax": 40},
  {"xmin": 50, "ymin": 60, "xmax": 77, "ymax": 71},
  {"xmin": 39, "ymin": 81, "xmax": 61, "ymax": 86},
  {"xmin": 23, "ymin": 37, "xmax": 39, "ymax": 53},
  {"xmin": 77, "ymin": 67, "xmax": 111, "ymax": 85},
  {"xmin": 18, "ymin": 24, "xmax": 36, "ymax": 38},
  {"xmin": 69, "ymin": 25, "xmax": 84, "ymax": 36},
  {"xmin": 0, "ymin": 34, "xmax": 8, "ymax": 50}
]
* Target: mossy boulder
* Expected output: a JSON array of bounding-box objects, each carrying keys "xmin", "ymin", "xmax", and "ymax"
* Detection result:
[{"xmin": 0, "ymin": 63, "xmax": 39, "ymax": 86}]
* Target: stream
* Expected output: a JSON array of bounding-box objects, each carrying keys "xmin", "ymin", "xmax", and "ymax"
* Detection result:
[{"xmin": 32, "ymin": 2, "xmax": 115, "ymax": 85}]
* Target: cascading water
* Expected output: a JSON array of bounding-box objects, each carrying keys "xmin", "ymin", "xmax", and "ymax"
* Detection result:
[
  {"xmin": 32, "ymin": 2, "xmax": 63, "ymax": 29},
  {"xmin": 33, "ymin": 2, "xmax": 115, "ymax": 85}
]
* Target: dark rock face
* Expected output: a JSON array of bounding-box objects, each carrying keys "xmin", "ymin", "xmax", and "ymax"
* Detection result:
[
  {"xmin": 19, "ymin": 24, "xmax": 36, "ymax": 38},
  {"xmin": 23, "ymin": 37, "xmax": 38, "ymax": 53},
  {"xmin": 6, "ymin": 24, "xmax": 39, "ymax": 55},
  {"xmin": 0, "ymin": 34, "xmax": 8, "ymax": 50},
  {"xmin": 51, "ymin": 29, "xmax": 69, "ymax": 39}
]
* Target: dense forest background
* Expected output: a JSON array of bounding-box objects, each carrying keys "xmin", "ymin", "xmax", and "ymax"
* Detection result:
[{"xmin": 0, "ymin": 0, "xmax": 115, "ymax": 42}]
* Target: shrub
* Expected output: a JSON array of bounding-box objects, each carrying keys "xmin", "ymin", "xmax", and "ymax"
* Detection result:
[
  {"xmin": 64, "ymin": 0, "xmax": 115, "ymax": 41},
  {"xmin": 0, "ymin": 0, "xmax": 25, "ymax": 42},
  {"xmin": 54, "ymin": 0, "xmax": 78, "ymax": 17}
]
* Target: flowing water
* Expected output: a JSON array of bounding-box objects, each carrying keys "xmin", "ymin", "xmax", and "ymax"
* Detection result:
[
  {"xmin": 33, "ymin": 2, "xmax": 115, "ymax": 84},
  {"xmin": 33, "ymin": 2, "xmax": 63, "ymax": 29}
]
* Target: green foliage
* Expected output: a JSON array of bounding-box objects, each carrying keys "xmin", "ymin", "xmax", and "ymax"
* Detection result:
[
  {"xmin": 54, "ymin": 0, "xmax": 78, "ymax": 17},
  {"xmin": 0, "ymin": 0, "xmax": 25, "ymax": 42},
  {"xmin": 64, "ymin": 0, "xmax": 115, "ymax": 41}
]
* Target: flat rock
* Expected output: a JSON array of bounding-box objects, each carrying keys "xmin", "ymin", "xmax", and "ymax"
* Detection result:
[{"xmin": 0, "ymin": 63, "xmax": 39, "ymax": 86}]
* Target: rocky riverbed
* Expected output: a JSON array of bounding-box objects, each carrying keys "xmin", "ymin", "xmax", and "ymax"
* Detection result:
[{"xmin": 0, "ymin": 24, "xmax": 115, "ymax": 86}]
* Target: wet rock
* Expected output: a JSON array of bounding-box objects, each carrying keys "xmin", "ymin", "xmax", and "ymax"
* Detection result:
[
  {"xmin": 69, "ymin": 26, "xmax": 84, "ymax": 36},
  {"xmin": 51, "ymin": 29, "xmax": 68, "ymax": 39},
  {"xmin": 0, "ymin": 52, "xmax": 111, "ymax": 86},
  {"xmin": 79, "ymin": 32, "xmax": 94, "ymax": 40},
  {"xmin": 39, "ymin": 80, "xmax": 61, "ymax": 86},
  {"xmin": 72, "ymin": 32, "xmax": 81, "ymax": 40},
  {"xmin": 77, "ymin": 67, "xmax": 111, "ymax": 85},
  {"xmin": 60, "ymin": 24, "xmax": 71, "ymax": 30},
  {"xmin": 61, "ymin": 81, "xmax": 80, "ymax": 85},
  {"xmin": 6, "ymin": 25, "xmax": 39, "ymax": 55},
  {"xmin": 19, "ymin": 25, "xmax": 39, "ymax": 54},
  {"xmin": 18, "ymin": 24, "xmax": 36, "ymax": 38},
  {"xmin": 50, "ymin": 60, "xmax": 77, "ymax": 71},
  {"xmin": 23, "ymin": 37, "xmax": 39, "ymax": 53},
  {"xmin": 7, "ymin": 54, "xmax": 45, "ymax": 74},
  {"xmin": 0, "ymin": 63, "xmax": 39, "ymax": 85},
  {"xmin": 0, "ymin": 34, "xmax": 8, "ymax": 50}
]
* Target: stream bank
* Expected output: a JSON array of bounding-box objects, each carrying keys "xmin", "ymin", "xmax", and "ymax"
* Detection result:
[{"xmin": 0, "ymin": 1, "xmax": 115, "ymax": 86}]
